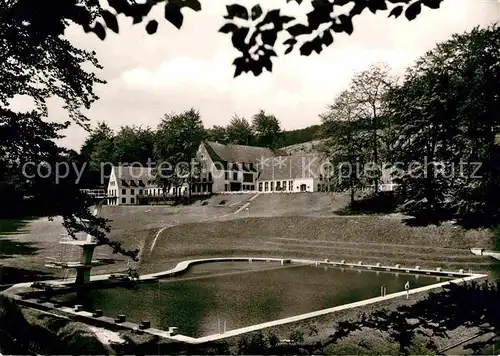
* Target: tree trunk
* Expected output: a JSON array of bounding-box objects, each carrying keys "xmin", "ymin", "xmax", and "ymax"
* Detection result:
[{"xmin": 373, "ymin": 110, "xmax": 379, "ymax": 194}]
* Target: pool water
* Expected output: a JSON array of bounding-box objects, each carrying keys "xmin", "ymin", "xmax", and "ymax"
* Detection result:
[{"xmin": 56, "ymin": 262, "xmax": 453, "ymax": 337}]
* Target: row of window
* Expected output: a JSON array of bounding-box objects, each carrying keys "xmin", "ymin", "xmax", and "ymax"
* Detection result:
[
  {"xmin": 110, "ymin": 185, "xmax": 213, "ymax": 198},
  {"xmin": 223, "ymin": 172, "xmax": 255, "ymax": 182},
  {"xmin": 108, "ymin": 189, "xmax": 144, "ymax": 196},
  {"xmin": 258, "ymin": 180, "xmax": 294, "ymax": 192}
]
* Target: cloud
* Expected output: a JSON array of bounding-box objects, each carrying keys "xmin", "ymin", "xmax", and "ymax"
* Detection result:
[{"xmin": 50, "ymin": 0, "xmax": 498, "ymax": 150}]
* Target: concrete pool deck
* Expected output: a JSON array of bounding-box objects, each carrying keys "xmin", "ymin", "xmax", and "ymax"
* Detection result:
[{"xmin": 1, "ymin": 257, "xmax": 488, "ymax": 344}]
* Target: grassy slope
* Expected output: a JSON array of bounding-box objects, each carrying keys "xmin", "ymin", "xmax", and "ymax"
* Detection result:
[
  {"xmin": 143, "ymin": 215, "xmax": 492, "ymax": 274},
  {"xmin": 1, "ymin": 193, "xmax": 496, "ymax": 353}
]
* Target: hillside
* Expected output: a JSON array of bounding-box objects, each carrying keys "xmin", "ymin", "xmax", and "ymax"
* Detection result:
[{"xmin": 281, "ymin": 139, "xmax": 325, "ymax": 155}]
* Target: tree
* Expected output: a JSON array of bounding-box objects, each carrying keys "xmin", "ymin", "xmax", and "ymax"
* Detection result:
[
  {"xmin": 153, "ymin": 109, "xmax": 205, "ymax": 203},
  {"xmin": 330, "ymin": 281, "xmax": 500, "ymax": 355},
  {"xmin": 226, "ymin": 115, "xmax": 254, "ymax": 145},
  {"xmin": 320, "ymin": 89, "xmax": 370, "ymax": 203},
  {"xmin": 2, "ymin": 0, "xmax": 445, "ymax": 77},
  {"xmin": 0, "ymin": 0, "xmax": 139, "ymax": 260},
  {"xmin": 386, "ymin": 25, "xmax": 500, "ymax": 225},
  {"xmin": 349, "ymin": 63, "xmax": 393, "ymax": 193},
  {"xmin": 80, "ymin": 122, "xmax": 114, "ymax": 163},
  {"xmin": 112, "ymin": 125, "xmax": 154, "ymax": 165},
  {"xmin": 280, "ymin": 124, "xmax": 323, "ymax": 148},
  {"xmin": 251, "ymin": 109, "xmax": 282, "ymax": 148},
  {"xmin": 205, "ymin": 125, "xmax": 228, "ymax": 144}
]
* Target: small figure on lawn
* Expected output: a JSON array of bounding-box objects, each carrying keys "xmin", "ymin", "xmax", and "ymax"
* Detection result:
[{"xmin": 126, "ymin": 259, "xmax": 139, "ymax": 282}]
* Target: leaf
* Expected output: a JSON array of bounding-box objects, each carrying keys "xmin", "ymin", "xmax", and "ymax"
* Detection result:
[
  {"xmin": 100, "ymin": 10, "xmax": 119, "ymax": 33},
  {"xmin": 283, "ymin": 38, "xmax": 297, "ymax": 46},
  {"xmin": 182, "ymin": 0, "xmax": 201, "ymax": 11},
  {"xmin": 283, "ymin": 15, "xmax": 297, "ymax": 25},
  {"xmin": 307, "ymin": 5, "xmax": 333, "ymax": 28},
  {"xmin": 422, "ymin": 0, "xmax": 442, "ymax": 9},
  {"xmin": 388, "ymin": 5, "xmax": 403, "ymax": 18},
  {"xmin": 92, "ymin": 22, "xmax": 106, "ymax": 40},
  {"xmin": 224, "ymin": 4, "xmax": 249, "ymax": 20},
  {"xmin": 338, "ymin": 14, "xmax": 353, "ymax": 35},
  {"xmin": 232, "ymin": 56, "xmax": 247, "ymax": 77},
  {"xmin": 286, "ymin": 0, "xmax": 303, "ymax": 3},
  {"xmin": 322, "ymin": 29, "xmax": 333, "ymax": 46},
  {"xmin": 145, "ymin": 20, "xmax": 158, "ymax": 34},
  {"xmin": 262, "ymin": 57, "xmax": 273, "ymax": 72},
  {"xmin": 299, "ymin": 41, "xmax": 314, "ymax": 56},
  {"xmin": 284, "ymin": 46, "xmax": 294, "ymax": 55},
  {"xmin": 164, "ymin": 2, "xmax": 183, "ymax": 29},
  {"xmin": 368, "ymin": 0, "xmax": 388, "ymax": 14},
  {"xmin": 231, "ymin": 27, "xmax": 249, "ymax": 51},
  {"xmin": 311, "ymin": 36, "xmax": 323, "ymax": 54},
  {"xmin": 250, "ymin": 61, "xmax": 263, "ymax": 76},
  {"xmin": 265, "ymin": 48, "xmax": 277, "ymax": 57},
  {"xmin": 251, "ymin": 4, "xmax": 263, "ymax": 21},
  {"xmin": 287, "ymin": 23, "xmax": 312, "ymax": 36},
  {"xmin": 261, "ymin": 30, "xmax": 278, "ymax": 46},
  {"xmin": 405, "ymin": 1, "xmax": 422, "ymax": 20},
  {"xmin": 219, "ymin": 23, "xmax": 239, "ymax": 34}
]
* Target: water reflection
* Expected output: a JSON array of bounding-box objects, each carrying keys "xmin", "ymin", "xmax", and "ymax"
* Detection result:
[{"xmin": 58, "ymin": 262, "xmax": 454, "ymax": 337}]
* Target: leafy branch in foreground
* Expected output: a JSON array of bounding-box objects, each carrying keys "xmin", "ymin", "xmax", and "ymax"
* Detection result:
[
  {"xmin": 330, "ymin": 281, "xmax": 500, "ymax": 354},
  {"xmin": 1, "ymin": 0, "xmax": 138, "ymax": 260},
  {"xmin": 2, "ymin": 0, "xmax": 444, "ymax": 77}
]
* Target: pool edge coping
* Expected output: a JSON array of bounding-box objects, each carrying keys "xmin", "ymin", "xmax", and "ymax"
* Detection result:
[{"xmin": 1, "ymin": 257, "xmax": 488, "ymax": 344}]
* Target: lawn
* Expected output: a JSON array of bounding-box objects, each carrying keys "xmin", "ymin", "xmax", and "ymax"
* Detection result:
[
  {"xmin": 0, "ymin": 193, "xmax": 496, "ymax": 353},
  {"xmin": 142, "ymin": 215, "xmax": 493, "ymax": 274},
  {"xmin": 0, "ymin": 218, "xmax": 33, "ymax": 235}
]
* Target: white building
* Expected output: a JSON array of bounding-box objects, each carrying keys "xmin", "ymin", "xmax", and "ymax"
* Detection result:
[
  {"xmin": 196, "ymin": 141, "xmax": 281, "ymax": 193},
  {"xmin": 106, "ymin": 166, "xmax": 152, "ymax": 205},
  {"xmin": 256, "ymin": 153, "xmax": 331, "ymax": 193},
  {"xmin": 106, "ymin": 141, "xmax": 336, "ymax": 205}
]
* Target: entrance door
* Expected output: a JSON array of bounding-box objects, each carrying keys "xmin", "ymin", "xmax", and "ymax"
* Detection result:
[
  {"xmin": 230, "ymin": 182, "xmax": 242, "ymax": 191},
  {"xmin": 300, "ymin": 184, "xmax": 306, "ymax": 192}
]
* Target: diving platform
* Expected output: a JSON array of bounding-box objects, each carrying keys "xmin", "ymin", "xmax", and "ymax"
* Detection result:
[{"xmin": 45, "ymin": 201, "xmax": 116, "ymax": 285}]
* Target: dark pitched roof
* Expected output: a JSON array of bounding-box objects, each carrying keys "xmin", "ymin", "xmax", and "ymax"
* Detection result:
[
  {"xmin": 257, "ymin": 154, "xmax": 327, "ymax": 181},
  {"xmin": 114, "ymin": 166, "xmax": 153, "ymax": 188},
  {"xmin": 203, "ymin": 141, "xmax": 279, "ymax": 164}
]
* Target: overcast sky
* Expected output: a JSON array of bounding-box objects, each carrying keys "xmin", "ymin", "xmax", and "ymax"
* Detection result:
[{"xmin": 18, "ymin": 0, "xmax": 500, "ymax": 151}]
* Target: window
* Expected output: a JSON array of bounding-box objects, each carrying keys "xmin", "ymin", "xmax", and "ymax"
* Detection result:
[
  {"xmin": 318, "ymin": 184, "xmax": 321, "ymax": 191},
  {"xmin": 121, "ymin": 198, "xmax": 126, "ymax": 204},
  {"xmin": 225, "ymin": 184, "xmax": 229, "ymax": 191},
  {"xmin": 289, "ymin": 181, "xmax": 293, "ymax": 191},
  {"xmin": 130, "ymin": 189, "xmax": 135, "ymax": 195},
  {"xmin": 259, "ymin": 182, "xmax": 263, "ymax": 191},
  {"xmin": 264, "ymin": 182, "xmax": 269, "ymax": 192},
  {"xmin": 276, "ymin": 181, "xmax": 281, "ymax": 190},
  {"xmin": 282, "ymin": 181, "xmax": 286, "ymax": 190},
  {"xmin": 131, "ymin": 197, "xmax": 135, "ymax": 204},
  {"xmin": 243, "ymin": 173, "xmax": 253, "ymax": 183},
  {"xmin": 320, "ymin": 174, "xmax": 323, "ymax": 181},
  {"xmin": 270, "ymin": 182, "xmax": 274, "ymax": 191},
  {"xmin": 121, "ymin": 189, "xmax": 126, "ymax": 195},
  {"xmin": 139, "ymin": 189, "xmax": 143, "ymax": 195},
  {"xmin": 250, "ymin": 185, "xmax": 255, "ymax": 191},
  {"xmin": 233, "ymin": 172, "xmax": 238, "ymax": 180},
  {"xmin": 225, "ymin": 172, "xmax": 229, "ymax": 180}
]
